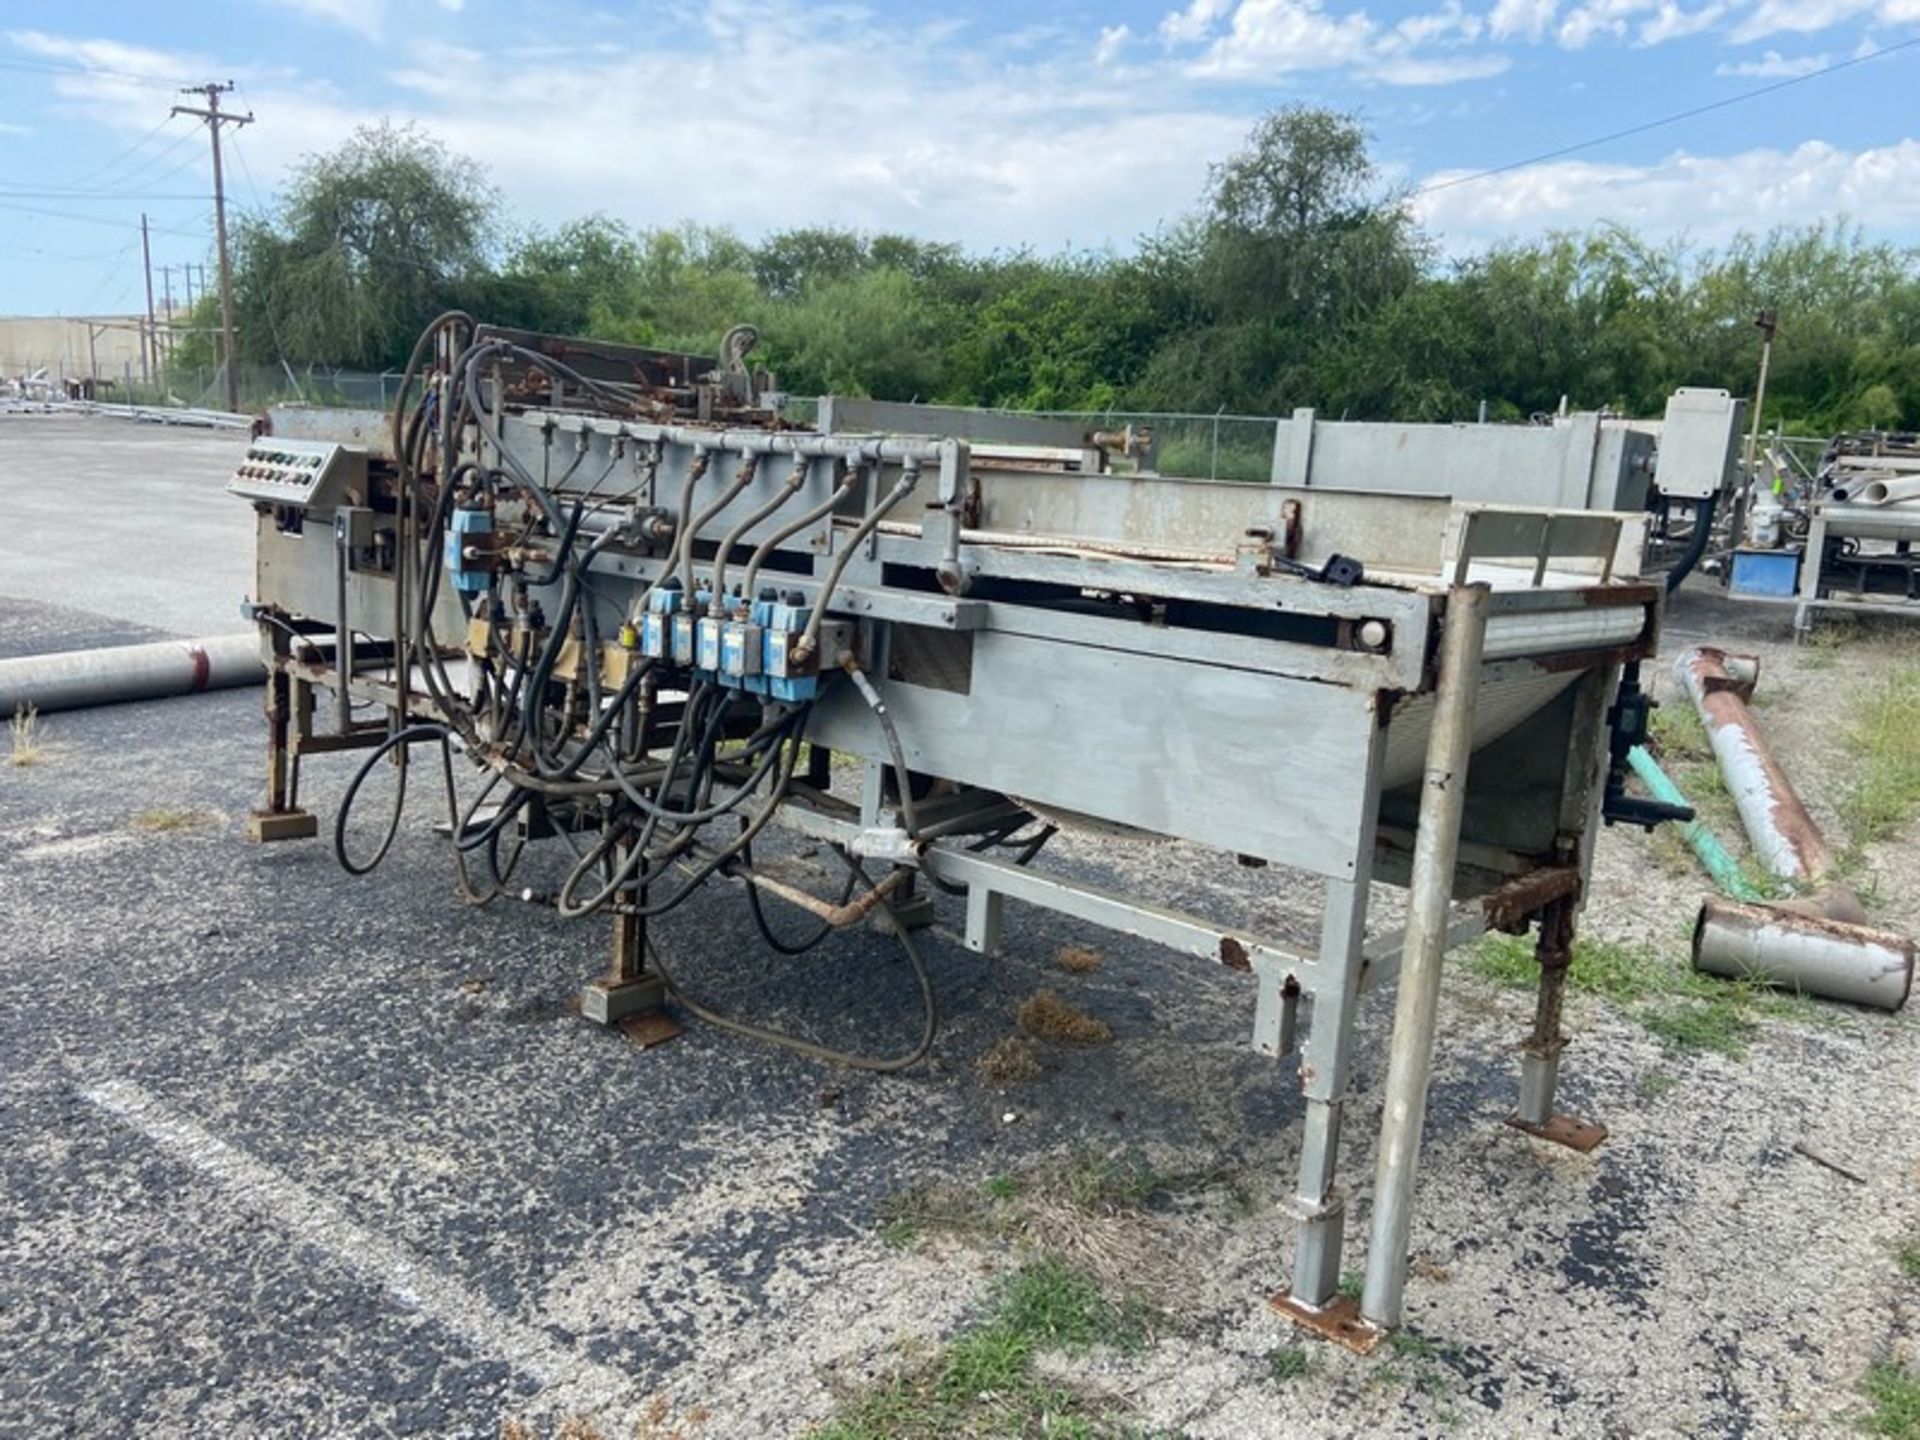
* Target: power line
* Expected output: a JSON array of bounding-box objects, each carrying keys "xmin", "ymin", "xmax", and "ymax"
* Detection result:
[
  {"xmin": 1417, "ymin": 34, "xmax": 1920, "ymax": 197},
  {"xmin": 0, "ymin": 197, "xmax": 211, "ymax": 237},
  {"xmin": 0, "ymin": 53, "xmax": 195, "ymax": 89}
]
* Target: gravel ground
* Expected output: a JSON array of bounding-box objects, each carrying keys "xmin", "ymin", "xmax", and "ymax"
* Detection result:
[{"xmin": 2, "ymin": 417, "xmax": 1917, "ymax": 1438}]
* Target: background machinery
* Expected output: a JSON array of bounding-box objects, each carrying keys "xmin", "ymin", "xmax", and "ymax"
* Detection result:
[{"xmin": 235, "ymin": 315, "xmax": 1679, "ymax": 1345}]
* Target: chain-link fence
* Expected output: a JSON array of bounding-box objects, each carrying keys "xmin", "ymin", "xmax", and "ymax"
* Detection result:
[{"xmin": 107, "ymin": 365, "xmax": 404, "ymax": 414}]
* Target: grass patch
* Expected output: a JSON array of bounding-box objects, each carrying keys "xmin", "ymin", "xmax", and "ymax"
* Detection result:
[
  {"xmin": 130, "ymin": 807, "xmax": 212, "ymax": 833},
  {"xmin": 811, "ymin": 1258, "xmax": 1154, "ymax": 1439},
  {"xmin": 1863, "ymin": 1359, "xmax": 1920, "ymax": 1440},
  {"xmin": 1839, "ymin": 662, "xmax": 1920, "ymax": 846},
  {"xmin": 9, "ymin": 703, "xmax": 42, "ymax": 766},
  {"xmin": 1017, "ymin": 990, "xmax": 1113, "ymax": 1046},
  {"xmin": 1896, "ymin": 1235, "xmax": 1920, "ymax": 1282},
  {"xmin": 1464, "ymin": 932, "xmax": 1808, "ymax": 1058},
  {"xmin": 1635, "ymin": 1070, "xmax": 1678, "ymax": 1101},
  {"xmin": 1267, "ymin": 1345, "xmax": 1313, "ymax": 1383}
]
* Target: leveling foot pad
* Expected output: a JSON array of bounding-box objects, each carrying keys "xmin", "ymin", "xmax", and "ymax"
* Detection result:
[
  {"xmin": 580, "ymin": 974, "xmax": 669, "ymax": 1026},
  {"xmin": 1270, "ymin": 1292, "xmax": 1384, "ymax": 1354},
  {"xmin": 618, "ymin": 1012, "xmax": 682, "ymax": 1049},
  {"xmin": 245, "ymin": 809, "xmax": 317, "ymax": 842},
  {"xmin": 1506, "ymin": 1112, "xmax": 1609, "ymax": 1153}
]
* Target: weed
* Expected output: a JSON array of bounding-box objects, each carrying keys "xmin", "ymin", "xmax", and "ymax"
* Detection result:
[
  {"xmin": 1466, "ymin": 932, "xmax": 1788, "ymax": 1058},
  {"xmin": 1018, "ymin": 990, "xmax": 1113, "ymax": 1045},
  {"xmin": 976, "ymin": 1034, "xmax": 1042, "ymax": 1086},
  {"xmin": 1635, "ymin": 1071, "xmax": 1678, "ymax": 1101},
  {"xmin": 1897, "ymin": 1235, "xmax": 1920, "ymax": 1282},
  {"xmin": 131, "ymin": 807, "xmax": 210, "ymax": 833},
  {"xmin": 1839, "ymin": 663, "xmax": 1920, "ymax": 846},
  {"xmin": 983, "ymin": 1174, "xmax": 1022, "ymax": 1202},
  {"xmin": 1267, "ymin": 1345, "xmax": 1313, "ymax": 1383},
  {"xmin": 1649, "ymin": 702, "xmax": 1711, "ymax": 764},
  {"xmin": 1058, "ymin": 945, "xmax": 1103, "ymax": 974},
  {"xmin": 1637, "ymin": 998, "xmax": 1757, "ymax": 1057},
  {"xmin": 9, "ymin": 703, "xmax": 42, "ymax": 767},
  {"xmin": 1863, "ymin": 1358, "xmax": 1920, "ymax": 1439},
  {"xmin": 1336, "ymin": 1271, "xmax": 1363, "ymax": 1300},
  {"xmin": 812, "ymin": 1259, "xmax": 1146, "ymax": 1439}
]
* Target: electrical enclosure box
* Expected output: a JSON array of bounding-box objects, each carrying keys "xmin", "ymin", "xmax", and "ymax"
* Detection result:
[{"xmin": 1654, "ymin": 389, "xmax": 1746, "ymax": 500}]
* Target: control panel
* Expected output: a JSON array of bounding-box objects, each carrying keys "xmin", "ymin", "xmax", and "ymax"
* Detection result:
[{"xmin": 227, "ymin": 438, "xmax": 365, "ymax": 510}]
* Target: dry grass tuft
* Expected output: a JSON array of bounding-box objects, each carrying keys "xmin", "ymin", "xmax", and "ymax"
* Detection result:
[
  {"xmin": 1056, "ymin": 944, "xmax": 1102, "ymax": 974},
  {"xmin": 1017, "ymin": 990, "xmax": 1112, "ymax": 1045},
  {"xmin": 131, "ymin": 807, "xmax": 212, "ymax": 833},
  {"xmin": 975, "ymin": 1034, "xmax": 1043, "ymax": 1086},
  {"xmin": 9, "ymin": 704, "xmax": 42, "ymax": 767}
]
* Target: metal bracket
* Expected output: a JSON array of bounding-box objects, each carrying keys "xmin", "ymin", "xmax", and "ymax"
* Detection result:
[
  {"xmin": 1270, "ymin": 1293, "xmax": 1385, "ymax": 1354},
  {"xmin": 1505, "ymin": 1113, "xmax": 1608, "ymax": 1152}
]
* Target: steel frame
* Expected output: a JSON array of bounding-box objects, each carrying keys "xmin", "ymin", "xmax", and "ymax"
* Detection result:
[{"xmin": 239, "ymin": 387, "xmax": 1661, "ymax": 1344}]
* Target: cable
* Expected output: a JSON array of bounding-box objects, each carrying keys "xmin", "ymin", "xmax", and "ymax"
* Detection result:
[
  {"xmin": 647, "ymin": 851, "xmax": 939, "ymax": 1072},
  {"xmin": 1417, "ymin": 36, "xmax": 1920, "ymax": 198},
  {"xmin": 332, "ymin": 723, "xmax": 450, "ymax": 876}
]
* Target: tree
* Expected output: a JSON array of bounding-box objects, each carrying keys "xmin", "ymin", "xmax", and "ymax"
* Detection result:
[
  {"xmin": 1133, "ymin": 106, "xmax": 1428, "ymax": 416},
  {"xmin": 228, "ymin": 121, "xmax": 497, "ymax": 370}
]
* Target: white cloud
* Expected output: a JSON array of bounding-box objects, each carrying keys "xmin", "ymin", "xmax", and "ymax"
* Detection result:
[
  {"xmin": 1489, "ymin": 0, "xmax": 1558, "ymax": 40},
  {"xmin": 1636, "ymin": 2, "xmax": 1725, "ymax": 45},
  {"xmin": 1173, "ymin": 0, "xmax": 1509, "ymax": 84},
  {"xmin": 1731, "ymin": 0, "xmax": 1874, "ymax": 42},
  {"xmin": 1414, "ymin": 138, "xmax": 1920, "ymax": 246},
  {"xmin": 13, "ymin": 7, "xmax": 1255, "ymax": 258},
  {"xmin": 262, "ymin": 0, "xmax": 387, "ymax": 38},
  {"xmin": 1094, "ymin": 23, "xmax": 1132, "ymax": 65},
  {"xmin": 1160, "ymin": 0, "xmax": 1233, "ymax": 44},
  {"xmin": 1714, "ymin": 48, "xmax": 1830, "ymax": 76}
]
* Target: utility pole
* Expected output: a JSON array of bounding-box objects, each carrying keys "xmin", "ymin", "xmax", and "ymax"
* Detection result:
[
  {"xmin": 172, "ymin": 81, "xmax": 253, "ymax": 412},
  {"xmin": 140, "ymin": 213, "xmax": 157, "ymax": 387}
]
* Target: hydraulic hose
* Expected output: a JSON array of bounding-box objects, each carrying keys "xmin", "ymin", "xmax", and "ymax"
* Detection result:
[{"xmin": 1665, "ymin": 492, "xmax": 1719, "ymax": 594}]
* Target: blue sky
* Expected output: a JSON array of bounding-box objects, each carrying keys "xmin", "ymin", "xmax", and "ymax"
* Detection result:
[{"xmin": 2, "ymin": 0, "xmax": 1917, "ymax": 316}]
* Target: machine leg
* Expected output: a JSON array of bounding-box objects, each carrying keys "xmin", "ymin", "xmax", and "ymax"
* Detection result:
[
  {"xmin": 1269, "ymin": 878, "xmax": 1384, "ymax": 1353},
  {"xmin": 245, "ymin": 626, "xmax": 318, "ymax": 843},
  {"xmin": 1358, "ymin": 583, "xmax": 1491, "ymax": 1335},
  {"xmin": 1506, "ymin": 896, "xmax": 1607, "ymax": 1152},
  {"xmin": 580, "ymin": 856, "xmax": 676, "ymax": 1042}
]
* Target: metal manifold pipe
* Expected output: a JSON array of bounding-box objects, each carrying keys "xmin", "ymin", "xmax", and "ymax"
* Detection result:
[
  {"xmin": 0, "ymin": 634, "xmax": 262, "ymax": 716},
  {"xmin": 1676, "ymin": 646, "xmax": 1915, "ymax": 1011}
]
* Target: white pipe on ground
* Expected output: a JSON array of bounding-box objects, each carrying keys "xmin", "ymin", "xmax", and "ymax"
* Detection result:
[
  {"xmin": 0, "ymin": 634, "xmax": 261, "ymax": 716},
  {"xmin": 1675, "ymin": 645, "xmax": 1911, "ymax": 1011}
]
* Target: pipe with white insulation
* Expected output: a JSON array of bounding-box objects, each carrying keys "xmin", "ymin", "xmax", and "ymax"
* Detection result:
[{"xmin": 0, "ymin": 634, "xmax": 262, "ymax": 716}]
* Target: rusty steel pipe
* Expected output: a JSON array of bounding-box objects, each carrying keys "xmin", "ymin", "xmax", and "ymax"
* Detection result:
[
  {"xmin": 720, "ymin": 858, "xmax": 910, "ymax": 929},
  {"xmin": 1675, "ymin": 645, "xmax": 1911, "ymax": 1009},
  {"xmin": 1694, "ymin": 900, "xmax": 1914, "ymax": 1011},
  {"xmin": 1675, "ymin": 647, "xmax": 1837, "ymax": 887}
]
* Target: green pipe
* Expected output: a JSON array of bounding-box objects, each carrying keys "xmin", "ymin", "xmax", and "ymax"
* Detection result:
[{"xmin": 1628, "ymin": 744, "xmax": 1766, "ymax": 903}]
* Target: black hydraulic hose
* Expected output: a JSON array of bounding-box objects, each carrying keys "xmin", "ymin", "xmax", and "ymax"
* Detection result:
[
  {"xmin": 1665, "ymin": 492, "xmax": 1719, "ymax": 594},
  {"xmin": 333, "ymin": 722, "xmax": 452, "ymax": 876}
]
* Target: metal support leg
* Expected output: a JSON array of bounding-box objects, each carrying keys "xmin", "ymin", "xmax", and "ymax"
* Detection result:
[
  {"xmin": 1507, "ymin": 896, "xmax": 1607, "ymax": 1151},
  {"xmin": 246, "ymin": 624, "xmax": 317, "ymax": 842},
  {"xmin": 581, "ymin": 850, "xmax": 675, "ymax": 1042},
  {"xmin": 1360, "ymin": 584, "xmax": 1491, "ymax": 1333},
  {"xmin": 1271, "ymin": 701, "xmax": 1390, "ymax": 1350}
]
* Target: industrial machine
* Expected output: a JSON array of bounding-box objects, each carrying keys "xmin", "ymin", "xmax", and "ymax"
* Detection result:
[
  {"xmin": 235, "ymin": 317, "xmax": 1678, "ymax": 1346},
  {"xmin": 1728, "ymin": 430, "xmax": 1920, "ymax": 633},
  {"xmin": 1267, "ymin": 388, "xmax": 1745, "ymax": 585}
]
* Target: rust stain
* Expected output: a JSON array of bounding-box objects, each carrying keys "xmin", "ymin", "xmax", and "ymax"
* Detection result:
[{"xmin": 1219, "ymin": 936, "xmax": 1251, "ymax": 971}]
